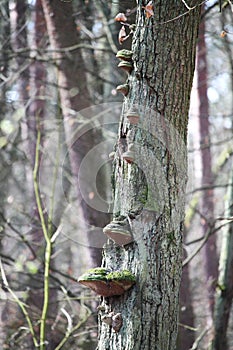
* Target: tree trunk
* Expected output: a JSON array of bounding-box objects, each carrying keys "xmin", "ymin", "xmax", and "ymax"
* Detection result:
[
  {"xmin": 197, "ymin": 12, "xmax": 217, "ymax": 315},
  {"xmin": 0, "ymin": 1, "xmax": 11, "ymax": 347},
  {"xmin": 41, "ymin": 0, "xmax": 110, "ymax": 266},
  {"xmin": 211, "ymin": 167, "xmax": 233, "ymax": 350},
  {"xmin": 97, "ymin": 2, "xmax": 201, "ymax": 349},
  {"xmin": 178, "ymin": 251, "xmax": 195, "ymax": 349},
  {"xmin": 211, "ymin": 8, "xmax": 233, "ymax": 349}
]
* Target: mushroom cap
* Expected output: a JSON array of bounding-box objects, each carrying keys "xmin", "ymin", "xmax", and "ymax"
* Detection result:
[
  {"xmin": 116, "ymin": 49, "xmax": 133, "ymax": 61},
  {"xmin": 103, "ymin": 221, "xmax": 133, "ymax": 246},
  {"xmin": 116, "ymin": 84, "xmax": 129, "ymax": 96},
  {"xmin": 118, "ymin": 61, "xmax": 133, "ymax": 73},
  {"xmin": 126, "ymin": 110, "xmax": 140, "ymax": 125},
  {"xmin": 122, "ymin": 150, "xmax": 135, "ymax": 164},
  {"xmin": 78, "ymin": 267, "xmax": 136, "ymax": 297}
]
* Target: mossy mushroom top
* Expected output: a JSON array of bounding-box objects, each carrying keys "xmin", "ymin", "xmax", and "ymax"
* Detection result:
[
  {"xmin": 78, "ymin": 267, "xmax": 136, "ymax": 297},
  {"xmin": 116, "ymin": 49, "xmax": 133, "ymax": 61}
]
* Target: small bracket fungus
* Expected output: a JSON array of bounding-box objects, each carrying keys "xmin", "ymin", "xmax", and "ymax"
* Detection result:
[
  {"xmin": 101, "ymin": 311, "xmax": 114, "ymax": 325},
  {"xmin": 109, "ymin": 151, "xmax": 115, "ymax": 160},
  {"xmin": 116, "ymin": 84, "xmax": 129, "ymax": 96},
  {"xmin": 78, "ymin": 267, "xmax": 136, "ymax": 297},
  {"xmin": 118, "ymin": 60, "xmax": 133, "ymax": 74},
  {"xmin": 123, "ymin": 143, "xmax": 135, "ymax": 164},
  {"xmin": 116, "ymin": 49, "xmax": 133, "ymax": 61},
  {"xmin": 126, "ymin": 108, "xmax": 140, "ymax": 125},
  {"xmin": 103, "ymin": 219, "xmax": 133, "ymax": 246},
  {"xmin": 101, "ymin": 312, "xmax": 123, "ymax": 332},
  {"xmin": 112, "ymin": 313, "xmax": 123, "ymax": 332}
]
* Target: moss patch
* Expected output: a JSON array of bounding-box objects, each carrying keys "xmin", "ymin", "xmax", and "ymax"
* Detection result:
[
  {"xmin": 78, "ymin": 267, "xmax": 136, "ymax": 283},
  {"xmin": 107, "ymin": 270, "xmax": 136, "ymax": 282}
]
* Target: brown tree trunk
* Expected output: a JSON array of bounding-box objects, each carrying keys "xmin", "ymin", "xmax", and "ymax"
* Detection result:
[
  {"xmin": 26, "ymin": 0, "xmax": 46, "ymax": 248},
  {"xmin": 197, "ymin": 13, "xmax": 218, "ymax": 317},
  {"xmin": 26, "ymin": 2, "xmax": 62, "ymax": 349},
  {"xmin": 97, "ymin": 2, "xmax": 201, "ymax": 349},
  {"xmin": 178, "ymin": 252, "xmax": 195, "ymax": 349},
  {"xmin": 41, "ymin": 0, "xmax": 110, "ymax": 266}
]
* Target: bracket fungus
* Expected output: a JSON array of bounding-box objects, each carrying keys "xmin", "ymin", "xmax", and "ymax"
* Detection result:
[
  {"xmin": 123, "ymin": 143, "xmax": 135, "ymax": 164},
  {"xmin": 103, "ymin": 219, "xmax": 133, "ymax": 246},
  {"xmin": 116, "ymin": 49, "xmax": 133, "ymax": 61},
  {"xmin": 101, "ymin": 312, "xmax": 123, "ymax": 332},
  {"xmin": 118, "ymin": 60, "xmax": 133, "ymax": 74},
  {"xmin": 78, "ymin": 267, "xmax": 136, "ymax": 297},
  {"xmin": 126, "ymin": 109, "xmax": 140, "ymax": 125},
  {"xmin": 108, "ymin": 151, "xmax": 115, "ymax": 160},
  {"xmin": 116, "ymin": 83, "xmax": 129, "ymax": 96}
]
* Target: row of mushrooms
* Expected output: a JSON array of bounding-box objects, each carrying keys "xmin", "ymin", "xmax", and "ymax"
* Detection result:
[{"xmin": 78, "ymin": 48, "xmax": 139, "ymax": 332}]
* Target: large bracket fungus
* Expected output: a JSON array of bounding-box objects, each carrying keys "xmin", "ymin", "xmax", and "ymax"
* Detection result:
[{"xmin": 78, "ymin": 267, "xmax": 136, "ymax": 297}]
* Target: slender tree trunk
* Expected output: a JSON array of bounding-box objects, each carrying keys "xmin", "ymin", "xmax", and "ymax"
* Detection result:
[
  {"xmin": 0, "ymin": 1, "xmax": 11, "ymax": 347},
  {"xmin": 197, "ymin": 12, "xmax": 217, "ymax": 317},
  {"xmin": 41, "ymin": 0, "xmax": 110, "ymax": 266},
  {"xmin": 26, "ymin": 2, "xmax": 62, "ymax": 349},
  {"xmin": 178, "ymin": 250, "xmax": 195, "ymax": 349},
  {"xmin": 26, "ymin": 0, "xmax": 46, "ymax": 248},
  {"xmin": 211, "ymin": 167, "xmax": 233, "ymax": 350},
  {"xmin": 211, "ymin": 8, "xmax": 233, "ymax": 349},
  {"xmin": 97, "ymin": 2, "xmax": 201, "ymax": 349}
]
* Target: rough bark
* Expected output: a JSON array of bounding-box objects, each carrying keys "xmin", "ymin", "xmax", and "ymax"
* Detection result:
[
  {"xmin": 97, "ymin": 2, "xmax": 201, "ymax": 349},
  {"xmin": 197, "ymin": 13, "xmax": 217, "ymax": 316},
  {"xmin": 41, "ymin": 0, "xmax": 110, "ymax": 265},
  {"xmin": 211, "ymin": 167, "xmax": 233, "ymax": 350}
]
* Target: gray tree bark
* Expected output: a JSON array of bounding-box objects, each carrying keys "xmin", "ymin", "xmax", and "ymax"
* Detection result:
[{"xmin": 97, "ymin": 1, "xmax": 201, "ymax": 349}]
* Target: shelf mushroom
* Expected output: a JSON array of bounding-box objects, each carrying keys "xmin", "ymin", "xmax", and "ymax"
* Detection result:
[
  {"xmin": 78, "ymin": 267, "xmax": 136, "ymax": 297},
  {"xmin": 126, "ymin": 108, "xmax": 140, "ymax": 125},
  {"xmin": 116, "ymin": 83, "xmax": 129, "ymax": 96},
  {"xmin": 103, "ymin": 219, "xmax": 133, "ymax": 246},
  {"xmin": 122, "ymin": 143, "xmax": 135, "ymax": 164},
  {"xmin": 118, "ymin": 60, "xmax": 133, "ymax": 74},
  {"xmin": 116, "ymin": 49, "xmax": 133, "ymax": 61}
]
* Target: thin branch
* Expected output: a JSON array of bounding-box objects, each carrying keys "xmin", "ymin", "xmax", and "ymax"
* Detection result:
[
  {"xmin": 54, "ymin": 306, "xmax": 92, "ymax": 350},
  {"xmin": 186, "ymin": 183, "xmax": 233, "ymax": 195},
  {"xmin": 216, "ymin": 216, "xmax": 233, "ymax": 221},
  {"xmin": 190, "ymin": 327, "xmax": 211, "ymax": 350},
  {"xmin": 33, "ymin": 121, "xmax": 51, "ymax": 350},
  {"xmin": 0, "ymin": 259, "xmax": 39, "ymax": 348},
  {"xmin": 188, "ymin": 136, "xmax": 233, "ymax": 153},
  {"xmin": 181, "ymin": 0, "xmax": 192, "ymax": 10},
  {"xmin": 183, "ymin": 222, "xmax": 230, "ymax": 266},
  {"xmin": 158, "ymin": 0, "xmax": 208, "ymax": 25},
  {"xmin": 178, "ymin": 322, "xmax": 198, "ymax": 331},
  {"xmin": 0, "ymin": 212, "xmax": 37, "ymax": 259}
]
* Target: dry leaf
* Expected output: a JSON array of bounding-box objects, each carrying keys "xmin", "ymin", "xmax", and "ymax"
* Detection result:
[
  {"xmin": 118, "ymin": 25, "xmax": 127, "ymax": 45},
  {"xmin": 114, "ymin": 12, "xmax": 127, "ymax": 22},
  {"xmin": 143, "ymin": 1, "xmax": 154, "ymax": 18}
]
